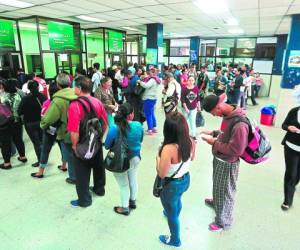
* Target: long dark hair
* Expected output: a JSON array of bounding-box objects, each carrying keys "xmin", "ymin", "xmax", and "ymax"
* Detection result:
[
  {"xmin": 159, "ymin": 112, "xmax": 192, "ymax": 162},
  {"xmin": 28, "ymin": 80, "xmax": 39, "ymax": 96},
  {"xmin": 114, "ymin": 103, "xmax": 133, "ymax": 136}
]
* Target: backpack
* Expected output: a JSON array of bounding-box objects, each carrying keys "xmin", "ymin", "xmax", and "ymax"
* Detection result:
[
  {"xmin": 0, "ymin": 103, "xmax": 13, "ymax": 129},
  {"xmin": 229, "ymin": 116, "xmax": 271, "ymax": 164},
  {"xmin": 103, "ymin": 130, "xmax": 130, "ymax": 173},
  {"xmin": 74, "ymin": 96, "xmax": 104, "ymax": 161},
  {"xmin": 5, "ymin": 93, "xmax": 22, "ymax": 122},
  {"xmin": 163, "ymin": 82, "xmax": 179, "ymax": 114}
]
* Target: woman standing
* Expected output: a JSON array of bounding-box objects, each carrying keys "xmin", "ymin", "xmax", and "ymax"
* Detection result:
[
  {"xmin": 181, "ymin": 76, "xmax": 200, "ymax": 139},
  {"xmin": 0, "ymin": 79, "xmax": 27, "ymax": 169},
  {"xmin": 95, "ymin": 77, "xmax": 118, "ymax": 127},
  {"xmin": 214, "ymin": 69, "xmax": 226, "ymax": 96},
  {"xmin": 104, "ymin": 103, "xmax": 144, "ymax": 215},
  {"xmin": 138, "ymin": 68, "xmax": 159, "ymax": 135},
  {"xmin": 281, "ymin": 88, "xmax": 300, "ymax": 210},
  {"xmin": 18, "ymin": 80, "xmax": 46, "ymax": 167},
  {"xmin": 156, "ymin": 112, "xmax": 195, "ymax": 247}
]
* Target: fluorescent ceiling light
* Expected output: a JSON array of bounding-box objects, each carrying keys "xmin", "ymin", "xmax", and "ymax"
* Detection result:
[
  {"xmin": 226, "ymin": 18, "xmax": 238, "ymax": 26},
  {"xmin": 228, "ymin": 28, "xmax": 244, "ymax": 34},
  {"xmin": 0, "ymin": 0, "xmax": 34, "ymax": 8},
  {"xmin": 193, "ymin": 0, "xmax": 229, "ymax": 14},
  {"xmin": 76, "ymin": 15, "xmax": 106, "ymax": 23},
  {"xmin": 121, "ymin": 26, "xmax": 138, "ymax": 31}
]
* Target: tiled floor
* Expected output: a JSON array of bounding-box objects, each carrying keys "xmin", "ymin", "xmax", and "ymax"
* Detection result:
[{"xmin": 0, "ymin": 96, "xmax": 299, "ymax": 250}]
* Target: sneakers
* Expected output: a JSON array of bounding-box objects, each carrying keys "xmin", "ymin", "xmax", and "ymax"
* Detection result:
[
  {"xmin": 208, "ymin": 223, "xmax": 223, "ymax": 232},
  {"xmin": 145, "ymin": 130, "xmax": 154, "ymax": 135},
  {"xmin": 129, "ymin": 199, "xmax": 136, "ymax": 209},
  {"xmin": 66, "ymin": 178, "xmax": 76, "ymax": 184},
  {"xmin": 204, "ymin": 198, "xmax": 214, "ymax": 209},
  {"xmin": 281, "ymin": 203, "xmax": 290, "ymax": 211},
  {"xmin": 159, "ymin": 235, "xmax": 181, "ymax": 247},
  {"xmin": 70, "ymin": 200, "xmax": 79, "ymax": 207},
  {"xmin": 114, "ymin": 206, "xmax": 130, "ymax": 216},
  {"xmin": 152, "ymin": 128, "xmax": 158, "ymax": 133}
]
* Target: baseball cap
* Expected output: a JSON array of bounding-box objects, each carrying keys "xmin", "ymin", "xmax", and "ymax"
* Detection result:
[
  {"xmin": 112, "ymin": 65, "xmax": 118, "ymax": 70},
  {"xmin": 202, "ymin": 94, "xmax": 225, "ymax": 112}
]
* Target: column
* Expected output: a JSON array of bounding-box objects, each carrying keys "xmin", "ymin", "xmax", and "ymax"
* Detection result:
[
  {"xmin": 189, "ymin": 36, "xmax": 200, "ymax": 67},
  {"xmin": 272, "ymin": 35, "xmax": 287, "ymax": 75},
  {"xmin": 146, "ymin": 23, "xmax": 163, "ymax": 68}
]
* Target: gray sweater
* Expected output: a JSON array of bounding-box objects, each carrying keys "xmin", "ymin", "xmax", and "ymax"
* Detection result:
[{"xmin": 140, "ymin": 78, "xmax": 158, "ymax": 100}]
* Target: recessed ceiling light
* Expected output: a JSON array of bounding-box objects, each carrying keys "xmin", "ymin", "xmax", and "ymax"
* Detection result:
[
  {"xmin": 228, "ymin": 28, "xmax": 244, "ymax": 34},
  {"xmin": 213, "ymin": 27, "xmax": 219, "ymax": 30},
  {"xmin": 176, "ymin": 18, "xmax": 182, "ymax": 21},
  {"xmin": 121, "ymin": 26, "xmax": 139, "ymax": 31},
  {"xmin": 193, "ymin": 0, "xmax": 229, "ymax": 14},
  {"xmin": 76, "ymin": 15, "xmax": 106, "ymax": 23},
  {"xmin": 0, "ymin": 0, "xmax": 34, "ymax": 8}
]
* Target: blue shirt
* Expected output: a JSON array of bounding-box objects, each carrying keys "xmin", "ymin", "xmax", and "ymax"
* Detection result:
[
  {"xmin": 128, "ymin": 66, "xmax": 136, "ymax": 75},
  {"xmin": 104, "ymin": 121, "xmax": 144, "ymax": 159}
]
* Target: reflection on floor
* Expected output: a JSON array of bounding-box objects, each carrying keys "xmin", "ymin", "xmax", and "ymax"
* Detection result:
[{"xmin": 0, "ymin": 97, "xmax": 299, "ymax": 250}]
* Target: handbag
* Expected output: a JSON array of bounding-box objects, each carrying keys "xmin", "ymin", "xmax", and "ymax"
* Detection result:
[
  {"xmin": 153, "ymin": 161, "xmax": 184, "ymax": 198},
  {"xmin": 196, "ymin": 111, "xmax": 205, "ymax": 127},
  {"xmin": 163, "ymin": 82, "xmax": 179, "ymax": 114},
  {"xmin": 103, "ymin": 131, "xmax": 130, "ymax": 173},
  {"xmin": 133, "ymin": 83, "xmax": 145, "ymax": 96}
]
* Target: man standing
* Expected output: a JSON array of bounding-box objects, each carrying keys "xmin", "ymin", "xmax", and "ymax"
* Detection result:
[
  {"xmin": 197, "ymin": 66, "xmax": 209, "ymax": 106},
  {"xmin": 200, "ymin": 94, "xmax": 249, "ymax": 232},
  {"xmin": 40, "ymin": 73, "xmax": 77, "ymax": 183},
  {"xmin": 91, "ymin": 63, "xmax": 103, "ymax": 95},
  {"xmin": 68, "ymin": 76, "xmax": 108, "ymax": 207},
  {"xmin": 162, "ymin": 72, "xmax": 181, "ymax": 114}
]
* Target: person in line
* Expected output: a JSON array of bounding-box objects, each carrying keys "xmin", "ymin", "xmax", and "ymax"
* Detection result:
[
  {"xmin": 162, "ymin": 72, "xmax": 181, "ymax": 114},
  {"xmin": 197, "ymin": 66, "xmax": 209, "ymax": 107},
  {"xmin": 68, "ymin": 76, "xmax": 108, "ymax": 207},
  {"xmin": 18, "ymin": 80, "xmax": 46, "ymax": 167},
  {"xmin": 201, "ymin": 94, "xmax": 249, "ymax": 232},
  {"xmin": 91, "ymin": 63, "xmax": 103, "ymax": 95},
  {"xmin": 138, "ymin": 68, "xmax": 160, "ymax": 135},
  {"xmin": 104, "ymin": 103, "xmax": 143, "ymax": 215},
  {"xmin": 156, "ymin": 112, "xmax": 195, "ymax": 247},
  {"xmin": 95, "ymin": 77, "xmax": 118, "ymax": 127},
  {"xmin": 214, "ymin": 69, "xmax": 227, "ymax": 96},
  {"xmin": 40, "ymin": 73, "xmax": 77, "ymax": 184},
  {"xmin": 181, "ymin": 76, "xmax": 200, "ymax": 140},
  {"xmin": 180, "ymin": 68, "xmax": 189, "ymax": 87},
  {"xmin": 0, "ymin": 79, "xmax": 27, "ymax": 169},
  {"xmin": 188, "ymin": 64, "xmax": 198, "ymax": 80},
  {"xmin": 281, "ymin": 85, "xmax": 300, "ymax": 211},
  {"xmin": 255, "ymin": 72, "xmax": 263, "ymax": 97},
  {"xmin": 230, "ymin": 68, "xmax": 244, "ymax": 105},
  {"xmin": 127, "ymin": 62, "xmax": 136, "ymax": 76}
]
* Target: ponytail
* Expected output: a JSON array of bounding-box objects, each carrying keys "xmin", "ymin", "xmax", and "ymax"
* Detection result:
[{"xmin": 114, "ymin": 103, "xmax": 133, "ymax": 137}]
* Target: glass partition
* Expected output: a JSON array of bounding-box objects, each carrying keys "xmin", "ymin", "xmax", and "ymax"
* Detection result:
[
  {"xmin": 236, "ymin": 38, "xmax": 256, "ymax": 57},
  {"xmin": 86, "ymin": 29, "xmax": 104, "ymax": 69},
  {"xmin": 216, "ymin": 39, "xmax": 234, "ymax": 56}
]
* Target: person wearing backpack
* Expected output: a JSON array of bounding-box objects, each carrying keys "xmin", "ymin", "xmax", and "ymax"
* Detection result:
[
  {"xmin": 200, "ymin": 94, "xmax": 249, "ymax": 232},
  {"xmin": 40, "ymin": 73, "xmax": 77, "ymax": 184},
  {"xmin": 0, "ymin": 79, "xmax": 27, "ymax": 169},
  {"xmin": 104, "ymin": 103, "xmax": 143, "ymax": 215},
  {"xmin": 162, "ymin": 72, "xmax": 181, "ymax": 115},
  {"xmin": 68, "ymin": 76, "xmax": 108, "ymax": 208},
  {"xmin": 18, "ymin": 80, "xmax": 46, "ymax": 168}
]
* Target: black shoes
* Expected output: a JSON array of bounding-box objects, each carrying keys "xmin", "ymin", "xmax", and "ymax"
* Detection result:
[
  {"xmin": 129, "ymin": 200, "xmax": 136, "ymax": 209},
  {"xmin": 281, "ymin": 203, "xmax": 290, "ymax": 211},
  {"xmin": 89, "ymin": 187, "xmax": 105, "ymax": 196},
  {"xmin": 114, "ymin": 206, "xmax": 130, "ymax": 216},
  {"xmin": 58, "ymin": 165, "xmax": 67, "ymax": 172},
  {"xmin": 32, "ymin": 162, "xmax": 39, "ymax": 167},
  {"xmin": 65, "ymin": 178, "xmax": 76, "ymax": 184},
  {"xmin": 31, "ymin": 173, "xmax": 44, "ymax": 178},
  {"xmin": 17, "ymin": 157, "xmax": 27, "ymax": 163},
  {"xmin": 0, "ymin": 163, "xmax": 12, "ymax": 170}
]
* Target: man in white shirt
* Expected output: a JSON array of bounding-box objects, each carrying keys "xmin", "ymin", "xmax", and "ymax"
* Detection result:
[
  {"xmin": 162, "ymin": 72, "xmax": 181, "ymax": 114},
  {"xmin": 92, "ymin": 63, "xmax": 103, "ymax": 94}
]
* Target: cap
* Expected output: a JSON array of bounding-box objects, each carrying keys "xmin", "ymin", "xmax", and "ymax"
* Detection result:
[
  {"xmin": 112, "ymin": 65, "xmax": 118, "ymax": 70},
  {"xmin": 202, "ymin": 94, "xmax": 225, "ymax": 112}
]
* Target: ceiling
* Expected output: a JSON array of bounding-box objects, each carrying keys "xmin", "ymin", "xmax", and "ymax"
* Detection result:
[{"xmin": 0, "ymin": 0, "xmax": 298, "ymax": 38}]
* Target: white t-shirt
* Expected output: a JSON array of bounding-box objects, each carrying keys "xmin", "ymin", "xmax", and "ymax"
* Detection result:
[
  {"xmin": 92, "ymin": 71, "xmax": 103, "ymax": 93},
  {"xmin": 22, "ymin": 82, "xmax": 44, "ymax": 94}
]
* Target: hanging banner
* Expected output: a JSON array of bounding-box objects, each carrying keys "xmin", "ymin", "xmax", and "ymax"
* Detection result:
[
  {"xmin": 108, "ymin": 31, "xmax": 123, "ymax": 52},
  {"xmin": 0, "ymin": 19, "xmax": 15, "ymax": 50},
  {"xmin": 146, "ymin": 48, "xmax": 158, "ymax": 66},
  {"xmin": 48, "ymin": 21, "xmax": 75, "ymax": 51}
]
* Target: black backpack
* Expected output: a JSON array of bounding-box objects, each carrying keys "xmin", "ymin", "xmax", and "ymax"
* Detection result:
[{"xmin": 74, "ymin": 96, "xmax": 104, "ymax": 161}]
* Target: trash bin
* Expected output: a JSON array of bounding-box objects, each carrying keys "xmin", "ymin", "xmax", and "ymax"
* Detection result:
[{"xmin": 260, "ymin": 107, "xmax": 275, "ymax": 126}]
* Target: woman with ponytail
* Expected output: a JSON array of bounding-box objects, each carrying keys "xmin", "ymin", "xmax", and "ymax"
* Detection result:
[
  {"xmin": 18, "ymin": 80, "xmax": 46, "ymax": 167},
  {"xmin": 104, "ymin": 103, "xmax": 144, "ymax": 215}
]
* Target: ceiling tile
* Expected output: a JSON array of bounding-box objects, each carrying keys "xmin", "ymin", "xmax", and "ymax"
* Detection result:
[
  {"xmin": 123, "ymin": 8, "xmax": 157, "ymax": 18},
  {"xmin": 64, "ymin": 0, "xmax": 114, "ymax": 12},
  {"xmin": 89, "ymin": 13, "xmax": 122, "ymax": 21},
  {"xmin": 143, "ymin": 5, "xmax": 176, "ymax": 15},
  {"xmin": 45, "ymin": 3, "xmax": 92, "ymax": 15},
  {"xmin": 259, "ymin": 0, "xmax": 292, "ymax": 8},
  {"xmin": 105, "ymin": 10, "xmax": 136, "ymax": 19},
  {"xmin": 260, "ymin": 7, "xmax": 288, "ymax": 16},
  {"xmin": 228, "ymin": 0, "xmax": 258, "ymax": 10},
  {"xmin": 125, "ymin": 0, "xmax": 160, "ymax": 7},
  {"xmin": 167, "ymin": 3, "xmax": 204, "ymax": 14},
  {"xmin": 99, "ymin": 0, "xmax": 134, "ymax": 9}
]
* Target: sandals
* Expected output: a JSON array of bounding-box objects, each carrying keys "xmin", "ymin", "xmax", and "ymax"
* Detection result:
[
  {"xmin": 0, "ymin": 163, "xmax": 12, "ymax": 170},
  {"xmin": 58, "ymin": 165, "xmax": 67, "ymax": 172},
  {"xmin": 17, "ymin": 157, "xmax": 27, "ymax": 163},
  {"xmin": 113, "ymin": 206, "xmax": 130, "ymax": 216},
  {"xmin": 31, "ymin": 173, "xmax": 44, "ymax": 178}
]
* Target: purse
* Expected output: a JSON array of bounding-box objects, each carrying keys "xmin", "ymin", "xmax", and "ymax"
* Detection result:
[
  {"xmin": 196, "ymin": 111, "xmax": 205, "ymax": 127},
  {"xmin": 153, "ymin": 161, "xmax": 184, "ymax": 198},
  {"xmin": 133, "ymin": 84, "xmax": 145, "ymax": 96}
]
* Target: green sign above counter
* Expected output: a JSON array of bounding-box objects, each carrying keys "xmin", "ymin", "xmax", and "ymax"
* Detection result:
[
  {"xmin": 0, "ymin": 20, "xmax": 15, "ymax": 50},
  {"xmin": 108, "ymin": 31, "xmax": 123, "ymax": 52},
  {"xmin": 48, "ymin": 21, "xmax": 75, "ymax": 51}
]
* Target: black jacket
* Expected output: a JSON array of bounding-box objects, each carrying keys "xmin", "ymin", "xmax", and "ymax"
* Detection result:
[{"xmin": 281, "ymin": 106, "xmax": 300, "ymax": 146}]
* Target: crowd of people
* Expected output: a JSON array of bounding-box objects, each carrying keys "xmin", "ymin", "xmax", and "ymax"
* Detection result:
[{"xmin": 0, "ymin": 61, "xmax": 299, "ymax": 248}]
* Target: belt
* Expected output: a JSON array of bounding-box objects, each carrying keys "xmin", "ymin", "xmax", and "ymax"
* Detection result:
[{"xmin": 165, "ymin": 172, "xmax": 189, "ymax": 182}]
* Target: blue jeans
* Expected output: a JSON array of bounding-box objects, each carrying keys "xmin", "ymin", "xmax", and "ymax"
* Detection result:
[
  {"xmin": 60, "ymin": 141, "xmax": 76, "ymax": 181},
  {"xmin": 160, "ymin": 173, "xmax": 190, "ymax": 244},
  {"xmin": 183, "ymin": 109, "xmax": 197, "ymax": 137},
  {"xmin": 230, "ymin": 90, "xmax": 240, "ymax": 105},
  {"xmin": 143, "ymin": 99, "xmax": 157, "ymax": 130},
  {"xmin": 40, "ymin": 131, "xmax": 57, "ymax": 168}
]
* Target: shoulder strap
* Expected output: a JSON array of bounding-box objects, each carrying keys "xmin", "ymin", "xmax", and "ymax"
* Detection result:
[
  {"xmin": 77, "ymin": 96, "xmax": 98, "ymax": 118},
  {"xmin": 229, "ymin": 116, "xmax": 252, "ymax": 140},
  {"xmin": 170, "ymin": 161, "xmax": 184, "ymax": 178}
]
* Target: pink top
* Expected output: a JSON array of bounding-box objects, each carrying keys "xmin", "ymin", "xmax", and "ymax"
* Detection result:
[
  {"xmin": 256, "ymin": 77, "xmax": 263, "ymax": 86},
  {"xmin": 41, "ymin": 99, "xmax": 51, "ymax": 116},
  {"xmin": 121, "ymin": 76, "xmax": 129, "ymax": 88},
  {"xmin": 143, "ymin": 76, "xmax": 161, "ymax": 84},
  {"xmin": 180, "ymin": 73, "xmax": 188, "ymax": 86},
  {"xmin": 67, "ymin": 96, "xmax": 108, "ymax": 133}
]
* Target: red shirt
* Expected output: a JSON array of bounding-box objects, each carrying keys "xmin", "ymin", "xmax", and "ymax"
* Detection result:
[{"xmin": 67, "ymin": 96, "xmax": 108, "ymax": 133}]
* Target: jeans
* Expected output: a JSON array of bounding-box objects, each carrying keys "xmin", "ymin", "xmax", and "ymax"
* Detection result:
[
  {"xmin": 160, "ymin": 173, "xmax": 190, "ymax": 244},
  {"xmin": 108, "ymin": 113, "xmax": 115, "ymax": 127},
  {"xmin": 0, "ymin": 122, "xmax": 25, "ymax": 163},
  {"xmin": 238, "ymin": 92, "xmax": 246, "ymax": 109},
  {"xmin": 255, "ymin": 85, "xmax": 261, "ymax": 97},
  {"xmin": 113, "ymin": 156, "xmax": 140, "ymax": 207},
  {"xmin": 40, "ymin": 131, "xmax": 57, "ymax": 168},
  {"xmin": 24, "ymin": 121, "xmax": 42, "ymax": 162},
  {"xmin": 183, "ymin": 108, "xmax": 197, "ymax": 137},
  {"xmin": 60, "ymin": 141, "xmax": 76, "ymax": 181},
  {"xmin": 230, "ymin": 90, "xmax": 240, "ymax": 105},
  {"xmin": 143, "ymin": 99, "xmax": 157, "ymax": 130},
  {"xmin": 74, "ymin": 149, "xmax": 105, "ymax": 207}
]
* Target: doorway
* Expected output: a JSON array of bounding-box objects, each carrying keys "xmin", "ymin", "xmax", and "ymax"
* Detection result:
[
  {"xmin": 0, "ymin": 52, "xmax": 22, "ymax": 78},
  {"xmin": 55, "ymin": 53, "xmax": 81, "ymax": 76}
]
